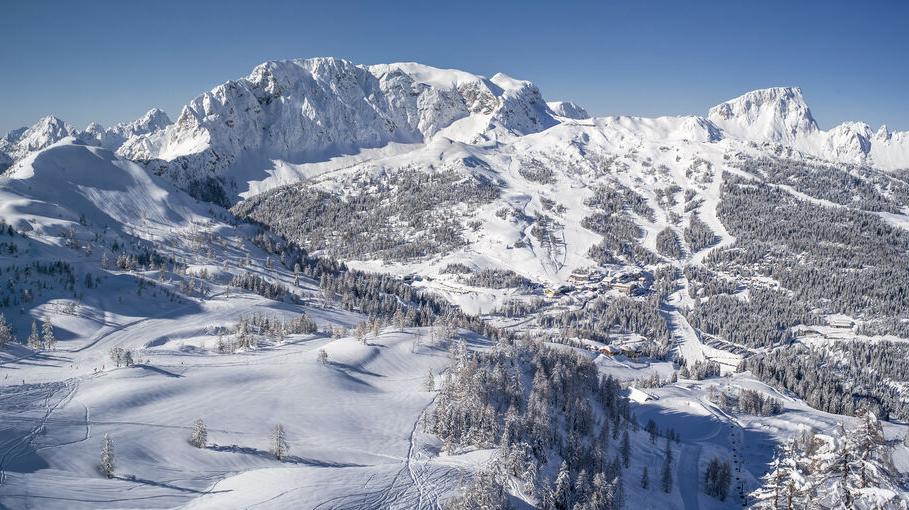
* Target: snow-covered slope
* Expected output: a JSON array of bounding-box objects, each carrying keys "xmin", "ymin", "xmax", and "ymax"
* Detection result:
[{"xmin": 1, "ymin": 138, "xmax": 202, "ymax": 236}]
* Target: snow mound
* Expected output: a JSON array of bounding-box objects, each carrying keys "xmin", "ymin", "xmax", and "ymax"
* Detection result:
[{"xmin": 548, "ymin": 101, "xmax": 590, "ymax": 120}]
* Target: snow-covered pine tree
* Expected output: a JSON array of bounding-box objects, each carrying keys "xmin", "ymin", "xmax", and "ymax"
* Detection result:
[
  {"xmin": 317, "ymin": 349, "xmax": 329, "ymax": 365},
  {"xmin": 271, "ymin": 424, "xmax": 288, "ymax": 460},
  {"xmin": 99, "ymin": 434, "xmax": 114, "ymax": 478},
  {"xmin": 27, "ymin": 321, "xmax": 41, "ymax": 349},
  {"xmin": 640, "ymin": 466, "xmax": 650, "ymax": 489},
  {"xmin": 41, "ymin": 320, "xmax": 55, "ymax": 350},
  {"xmin": 0, "ymin": 313, "xmax": 14, "ymax": 348},
  {"xmin": 189, "ymin": 418, "xmax": 207, "ymax": 448},
  {"xmin": 751, "ymin": 409, "xmax": 906, "ymax": 510},
  {"xmin": 355, "ymin": 321, "xmax": 368, "ymax": 345},
  {"xmin": 621, "ymin": 430, "xmax": 630, "ymax": 468},
  {"xmin": 850, "ymin": 407, "xmax": 895, "ymax": 491},
  {"xmin": 393, "ymin": 308, "xmax": 406, "ymax": 331},
  {"xmin": 750, "ymin": 439, "xmax": 805, "ymax": 510},
  {"xmin": 553, "ymin": 461, "xmax": 572, "ymax": 510},
  {"xmin": 661, "ymin": 441, "xmax": 673, "ymax": 493},
  {"xmin": 411, "ymin": 330, "xmax": 422, "ymax": 353},
  {"xmin": 424, "ymin": 369, "xmax": 435, "ymax": 392}
]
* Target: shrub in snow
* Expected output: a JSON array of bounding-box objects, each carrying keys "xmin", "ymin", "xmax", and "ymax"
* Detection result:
[{"xmin": 189, "ymin": 419, "xmax": 207, "ymax": 448}]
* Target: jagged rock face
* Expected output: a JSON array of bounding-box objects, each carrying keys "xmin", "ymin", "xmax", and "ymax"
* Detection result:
[
  {"xmin": 120, "ymin": 58, "xmax": 474, "ymax": 186},
  {"xmin": 0, "ymin": 150, "xmax": 12, "ymax": 173},
  {"xmin": 117, "ymin": 58, "xmax": 558, "ymax": 202},
  {"xmin": 83, "ymin": 108, "xmax": 172, "ymax": 151},
  {"xmin": 825, "ymin": 122, "xmax": 874, "ymax": 159},
  {"xmin": 708, "ymin": 86, "xmax": 818, "ymax": 142}
]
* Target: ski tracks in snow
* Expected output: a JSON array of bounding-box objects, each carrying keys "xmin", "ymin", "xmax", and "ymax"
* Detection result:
[{"xmin": 0, "ymin": 379, "xmax": 79, "ymax": 487}]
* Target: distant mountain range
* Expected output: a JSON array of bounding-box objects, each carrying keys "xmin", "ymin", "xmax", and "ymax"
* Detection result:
[{"xmin": 3, "ymin": 58, "xmax": 907, "ymax": 200}]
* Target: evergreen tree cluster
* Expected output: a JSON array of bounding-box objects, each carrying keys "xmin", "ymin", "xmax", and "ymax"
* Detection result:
[
  {"xmin": 687, "ymin": 287, "xmax": 815, "ymax": 349},
  {"xmin": 735, "ymin": 156, "xmax": 906, "ymax": 213},
  {"xmin": 737, "ymin": 389, "xmax": 782, "ymax": 416},
  {"xmin": 710, "ymin": 173, "xmax": 909, "ymax": 335},
  {"xmin": 230, "ymin": 272, "xmax": 298, "ymax": 303},
  {"xmin": 539, "ymin": 296, "xmax": 671, "ymax": 346},
  {"xmin": 232, "ymin": 168, "xmax": 500, "ymax": 262},
  {"xmin": 430, "ymin": 337, "xmax": 631, "ymax": 509},
  {"xmin": 655, "ymin": 228, "xmax": 681, "ymax": 260},
  {"xmin": 683, "ymin": 214, "xmax": 716, "ymax": 252},
  {"xmin": 704, "ymin": 457, "xmax": 731, "ymax": 500},
  {"xmin": 742, "ymin": 343, "xmax": 909, "ymax": 420},
  {"xmin": 683, "ymin": 266, "xmax": 739, "ymax": 298},
  {"xmin": 464, "ymin": 269, "xmax": 533, "ymax": 290}
]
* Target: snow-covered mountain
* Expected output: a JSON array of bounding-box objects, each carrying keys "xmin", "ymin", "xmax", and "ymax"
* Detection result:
[
  {"xmin": 0, "ymin": 109, "xmax": 171, "ymax": 172},
  {"xmin": 547, "ymin": 101, "xmax": 590, "ymax": 120},
  {"xmin": 708, "ymin": 86, "xmax": 909, "ymax": 168},
  {"xmin": 81, "ymin": 108, "xmax": 172, "ymax": 151},
  {"xmin": 116, "ymin": 58, "xmax": 559, "ymax": 203},
  {"xmin": 0, "ymin": 116, "xmax": 76, "ymax": 165},
  {"xmin": 707, "ymin": 86, "xmax": 819, "ymax": 143},
  {"xmin": 2, "ymin": 57, "xmax": 909, "ymax": 510}
]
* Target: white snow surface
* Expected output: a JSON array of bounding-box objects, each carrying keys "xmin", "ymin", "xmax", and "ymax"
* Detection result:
[{"xmin": 2, "ymin": 58, "xmax": 909, "ymax": 509}]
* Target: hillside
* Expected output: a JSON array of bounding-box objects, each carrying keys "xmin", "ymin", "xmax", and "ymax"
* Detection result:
[{"xmin": 1, "ymin": 58, "xmax": 908, "ymax": 509}]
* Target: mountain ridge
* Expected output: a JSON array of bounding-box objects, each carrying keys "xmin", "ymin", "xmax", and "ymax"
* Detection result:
[{"xmin": 3, "ymin": 58, "xmax": 908, "ymax": 196}]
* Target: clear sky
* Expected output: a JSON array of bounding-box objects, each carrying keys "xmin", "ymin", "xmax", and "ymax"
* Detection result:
[{"xmin": 1, "ymin": 0, "xmax": 907, "ymax": 134}]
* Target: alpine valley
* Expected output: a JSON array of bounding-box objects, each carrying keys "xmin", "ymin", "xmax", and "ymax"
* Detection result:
[{"xmin": 1, "ymin": 58, "xmax": 908, "ymax": 509}]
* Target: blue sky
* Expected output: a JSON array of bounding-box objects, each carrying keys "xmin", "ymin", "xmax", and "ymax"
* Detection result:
[{"xmin": 1, "ymin": 0, "xmax": 907, "ymax": 134}]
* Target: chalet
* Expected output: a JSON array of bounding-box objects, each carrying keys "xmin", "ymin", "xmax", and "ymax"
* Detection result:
[
  {"xmin": 622, "ymin": 345, "xmax": 644, "ymax": 357},
  {"xmin": 612, "ymin": 282, "xmax": 636, "ymax": 295},
  {"xmin": 544, "ymin": 285, "xmax": 570, "ymax": 297},
  {"xmin": 628, "ymin": 387, "xmax": 657, "ymax": 403},
  {"xmin": 827, "ymin": 318, "xmax": 854, "ymax": 329},
  {"xmin": 568, "ymin": 273, "xmax": 590, "ymax": 284},
  {"xmin": 599, "ymin": 345, "xmax": 621, "ymax": 355}
]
